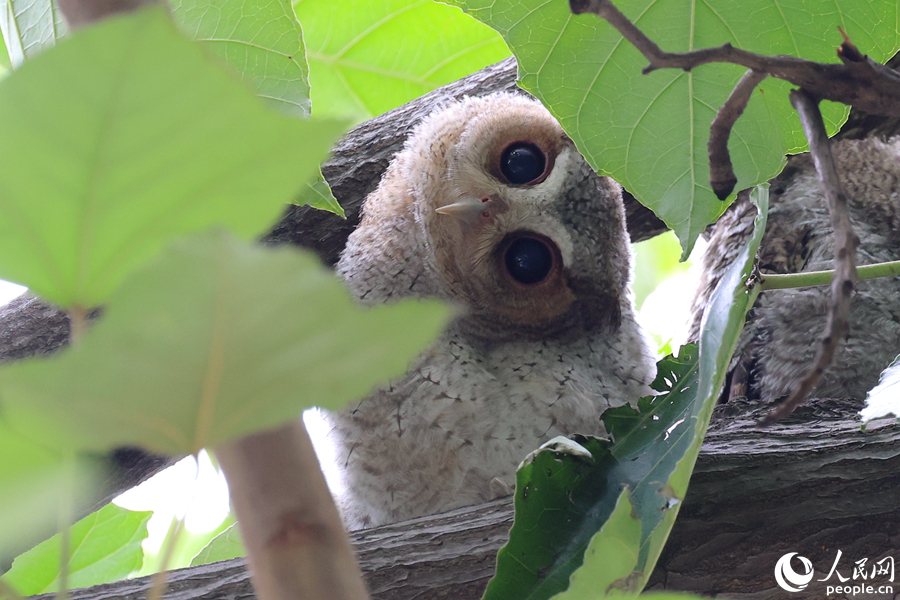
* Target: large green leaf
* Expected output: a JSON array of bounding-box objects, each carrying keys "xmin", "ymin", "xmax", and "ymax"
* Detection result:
[
  {"xmin": 3, "ymin": 503, "xmax": 150, "ymax": 594},
  {"xmin": 447, "ymin": 0, "xmax": 897, "ymax": 256},
  {"xmin": 0, "ymin": 0, "xmax": 65, "ymax": 68},
  {"xmin": 295, "ymin": 0, "xmax": 511, "ymax": 122},
  {"xmin": 0, "ymin": 5, "xmax": 344, "ymax": 308},
  {"xmin": 170, "ymin": 0, "xmax": 311, "ymax": 118},
  {"xmin": 0, "ymin": 230, "xmax": 448, "ymax": 457},
  {"xmin": 484, "ymin": 186, "xmax": 769, "ymax": 599}
]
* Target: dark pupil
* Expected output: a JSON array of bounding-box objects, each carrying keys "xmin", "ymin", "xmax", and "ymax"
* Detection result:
[
  {"xmin": 505, "ymin": 238, "xmax": 553, "ymax": 284},
  {"xmin": 500, "ymin": 143, "xmax": 545, "ymax": 184}
]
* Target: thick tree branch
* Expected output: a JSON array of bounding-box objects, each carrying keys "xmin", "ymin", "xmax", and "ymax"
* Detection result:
[
  {"xmin": 708, "ymin": 69, "xmax": 767, "ymax": 199},
  {"xmin": 33, "ymin": 403, "xmax": 900, "ymax": 600},
  {"xmin": 759, "ymin": 91, "xmax": 860, "ymax": 424},
  {"xmin": 569, "ymin": 0, "xmax": 900, "ymax": 118}
]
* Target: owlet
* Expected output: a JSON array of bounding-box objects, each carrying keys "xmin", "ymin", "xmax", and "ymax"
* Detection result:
[
  {"xmin": 329, "ymin": 93, "xmax": 656, "ymax": 529},
  {"xmin": 691, "ymin": 137, "xmax": 900, "ymax": 405}
]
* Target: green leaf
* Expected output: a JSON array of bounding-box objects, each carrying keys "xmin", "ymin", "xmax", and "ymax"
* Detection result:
[
  {"xmin": 0, "ymin": 0, "xmax": 66, "ymax": 68},
  {"xmin": 295, "ymin": 169, "xmax": 345, "ymax": 217},
  {"xmin": 0, "ymin": 5, "xmax": 344, "ymax": 308},
  {"xmin": 295, "ymin": 0, "xmax": 511, "ymax": 122},
  {"xmin": 447, "ymin": 0, "xmax": 897, "ymax": 256},
  {"xmin": 170, "ymin": 0, "xmax": 311, "ymax": 118},
  {"xmin": 484, "ymin": 186, "xmax": 769, "ymax": 599},
  {"xmin": 0, "ymin": 422, "xmax": 103, "ymax": 564},
  {"xmin": 190, "ymin": 523, "xmax": 245, "ymax": 566},
  {"xmin": 0, "ymin": 230, "xmax": 449, "ymax": 456},
  {"xmin": 550, "ymin": 490, "xmax": 641, "ymax": 598},
  {"xmin": 3, "ymin": 503, "xmax": 150, "ymax": 594}
]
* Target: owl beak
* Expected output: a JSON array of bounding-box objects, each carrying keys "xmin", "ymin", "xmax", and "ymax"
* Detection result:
[{"xmin": 436, "ymin": 196, "xmax": 505, "ymax": 225}]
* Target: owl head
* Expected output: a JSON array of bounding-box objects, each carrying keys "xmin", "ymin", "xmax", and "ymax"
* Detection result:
[{"xmin": 338, "ymin": 93, "xmax": 634, "ymax": 342}]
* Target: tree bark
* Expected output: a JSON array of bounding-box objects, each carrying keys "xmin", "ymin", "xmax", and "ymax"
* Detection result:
[{"xmin": 32, "ymin": 400, "xmax": 900, "ymax": 600}]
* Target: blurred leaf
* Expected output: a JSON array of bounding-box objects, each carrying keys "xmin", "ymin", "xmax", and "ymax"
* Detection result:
[
  {"xmin": 296, "ymin": 170, "xmax": 345, "ymax": 217},
  {"xmin": 485, "ymin": 186, "xmax": 769, "ymax": 599},
  {"xmin": 447, "ymin": 0, "xmax": 897, "ymax": 256},
  {"xmin": 632, "ymin": 231, "xmax": 693, "ymax": 308},
  {"xmin": 0, "ymin": 0, "xmax": 66, "ymax": 69},
  {"xmin": 190, "ymin": 523, "xmax": 244, "ymax": 566},
  {"xmin": 3, "ymin": 503, "xmax": 150, "ymax": 594},
  {"xmin": 0, "ymin": 421, "xmax": 103, "ymax": 565},
  {"xmin": 170, "ymin": 0, "xmax": 311, "ymax": 118},
  {"xmin": 0, "ymin": 230, "xmax": 449, "ymax": 456},
  {"xmin": 0, "ymin": 5, "xmax": 344, "ymax": 307},
  {"xmin": 295, "ymin": 0, "xmax": 511, "ymax": 122}
]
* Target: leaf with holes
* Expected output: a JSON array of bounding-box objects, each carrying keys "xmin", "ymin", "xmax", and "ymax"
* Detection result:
[{"xmin": 484, "ymin": 187, "xmax": 769, "ymax": 599}]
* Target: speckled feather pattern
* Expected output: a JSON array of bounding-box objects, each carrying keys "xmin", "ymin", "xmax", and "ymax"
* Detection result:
[
  {"xmin": 691, "ymin": 137, "xmax": 900, "ymax": 403},
  {"xmin": 331, "ymin": 94, "xmax": 656, "ymax": 529}
]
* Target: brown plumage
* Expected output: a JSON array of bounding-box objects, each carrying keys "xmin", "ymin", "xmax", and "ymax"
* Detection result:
[
  {"xmin": 690, "ymin": 137, "xmax": 900, "ymax": 405},
  {"xmin": 328, "ymin": 93, "xmax": 656, "ymax": 529}
]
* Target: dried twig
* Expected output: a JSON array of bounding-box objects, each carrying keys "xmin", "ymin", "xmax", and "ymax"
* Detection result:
[
  {"xmin": 569, "ymin": 0, "xmax": 900, "ymax": 118},
  {"xmin": 708, "ymin": 70, "xmax": 767, "ymax": 199},
  {"xmin": 758, "ymin": 90, "xmax": 859, "ymax": 424}
]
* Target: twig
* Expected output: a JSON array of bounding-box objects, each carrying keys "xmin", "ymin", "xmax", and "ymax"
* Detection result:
[
  {"xmin": 758, "ymin": 90, "xmax": 859, "ymax": 425},
  {"xmin": 215, "ymin": 421, "xmax": 369, "ymax": 600},
  {"xmin": 569, "ymin": 0, "xmax": 900, "ymax": 117},
  {"xmin": 760, "ymin": 259, "xmax": 900, "ymax": 290},
  {"xmin": 709, "ymin": 70, "xmax": 767, "ymax": 199}
]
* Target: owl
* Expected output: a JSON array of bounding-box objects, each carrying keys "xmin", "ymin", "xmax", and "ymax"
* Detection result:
[
  {"xmin": 328, "ymin": 93, "xmax": 657, "ymax": 529},
  {"xmin": 690, "ymin": 137, "xmax": 900, "ymax": 405}
]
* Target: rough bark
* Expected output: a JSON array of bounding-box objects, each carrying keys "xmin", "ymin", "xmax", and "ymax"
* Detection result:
[{"xmin": 33, "ymin": 400, "xmax": 900, "ymax": 600}]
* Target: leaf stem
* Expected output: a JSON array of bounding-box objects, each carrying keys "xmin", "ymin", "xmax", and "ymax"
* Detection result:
[
  {"xmin": 67, "ymin": 306, "xmax": 88, "ymax": 347},
  {"xmin": 760, "ymin": 259, "xmax": 900, "ymax": 290}
]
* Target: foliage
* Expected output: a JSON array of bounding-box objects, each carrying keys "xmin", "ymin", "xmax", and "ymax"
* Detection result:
[
  {"xmin": 0, "ymin": 0, "xmax": 891, "ymax": 598},
  {"xmin": 4, "ymin": 503, "xmax": 151, "ymax": 594},
  {"xmin": 0, "ymin": 0, "xmax": 447, "ymax": 585},
  {"xmin": 485, "ymin": 187, "xmax": 766, "ymax": 600},
  {"xmin": 445, "ymin": 0, "xmax": 898, "ymax": 256}
]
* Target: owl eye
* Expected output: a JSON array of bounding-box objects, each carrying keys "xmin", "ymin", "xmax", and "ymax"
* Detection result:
[
  {"xmin": 504, "ymin": 237, "xmax": 554, "ymax": 285},
  {"xmin": 500, "ymin": 142, "xmax": 546, "ymax": 185}
]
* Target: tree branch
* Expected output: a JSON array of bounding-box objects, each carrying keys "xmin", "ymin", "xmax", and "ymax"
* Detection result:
[
  {"xmin": 32, "ymin": 402, "xmax": 900, "ymax": 600},
  {"xmin": 708, "ymin": 70, "xmax": 766, "ymax": 199},
  {"xmin": 569, "ymin": 0, "xmax": 900, "ymax": 117},
  {"xmin": 759, "ymin": 90, "xmax": 860, "ymax": 425},
  {"xmin": 215, "ymin": 422, "xmax": 368, "ymax": 600}
]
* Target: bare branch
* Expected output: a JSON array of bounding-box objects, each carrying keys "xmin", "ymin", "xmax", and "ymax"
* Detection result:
[
  {"xmin": 569, "ymin": 0, "xmax": 900, "ymax": 118},
  {"xmin": 56, "ymin": 0, "xmax": 160, "ymax": 28},
  {"xmin": 759, "ymin": 90, "xmax": 859, "ymax": 425},
  {"xmin": 215, "ymin": 422, "xmax": 368, "ymax": 600},
  {"xmin": 708, "ymin": 70, "xmax": 767, "ymax": 199}
]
